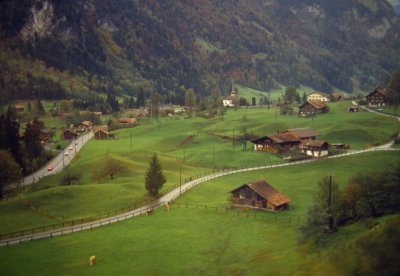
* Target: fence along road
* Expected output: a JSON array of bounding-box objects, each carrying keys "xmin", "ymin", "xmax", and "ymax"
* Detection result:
[{"xmin": 1, "ymin": 141, "xmax": 398, "ymax": 246}]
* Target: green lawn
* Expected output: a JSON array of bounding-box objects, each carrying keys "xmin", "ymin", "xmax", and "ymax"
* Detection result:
[{"xmin": 1, "ymin": 151, "xmax": 399, "ymax": 275}]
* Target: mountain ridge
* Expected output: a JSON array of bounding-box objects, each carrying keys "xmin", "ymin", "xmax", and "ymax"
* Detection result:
[{"xmin": 0, "ymin": 0, "xmax": 399, "ymax": 103}]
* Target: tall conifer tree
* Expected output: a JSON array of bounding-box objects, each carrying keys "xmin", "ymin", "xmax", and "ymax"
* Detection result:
[{"xmin": 145, "ymin": 153, "xmax": 166, "ymax": 196}]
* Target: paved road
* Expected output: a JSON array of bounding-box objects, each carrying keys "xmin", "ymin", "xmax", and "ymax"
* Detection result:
[{"xmin": 19, "ymin": 131, "xmax": 93, "ymax": 187}]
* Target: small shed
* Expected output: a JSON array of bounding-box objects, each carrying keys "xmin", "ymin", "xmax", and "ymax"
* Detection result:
[
  {"xmin": 93, "ymin": 126, "xmax": 109, "ymax": 140},
  {"xmin": 349, "ymin": 106, "xmax": 359, "ymax": 112},
  {"xmin": 300, "ymin": 140, "xmax": 329, "ymax": 157},
  {"xmin": 230, "ymin": 180, "xmax": 290, "ymax": 211}
]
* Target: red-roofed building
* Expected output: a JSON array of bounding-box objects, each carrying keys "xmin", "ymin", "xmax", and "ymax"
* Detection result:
[{"xmin": 230, "ymin": 180, "xmax": 290, "ymax": 211}]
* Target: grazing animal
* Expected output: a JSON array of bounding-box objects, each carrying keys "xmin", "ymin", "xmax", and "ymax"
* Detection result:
[
  {"xmin": 146, "ymin": 208, "xmax": 154, "ymax": 216},
  {"xmin": 89, "ymin": 256, "xmax": 96, "ymax": 266}
]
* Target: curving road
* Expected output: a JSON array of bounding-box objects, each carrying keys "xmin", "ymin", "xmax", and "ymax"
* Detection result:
[{"xmin": 19, "ymin": 131, "xmax": 93, "ymax": 187}]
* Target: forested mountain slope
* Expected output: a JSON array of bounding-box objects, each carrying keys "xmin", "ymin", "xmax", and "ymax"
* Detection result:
[{"xmin": 0, "ymin": 0, "xmax": 399, "ymax": 103}]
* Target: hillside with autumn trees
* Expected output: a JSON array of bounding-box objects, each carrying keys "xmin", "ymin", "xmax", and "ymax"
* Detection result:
[{"xmin": 1, "ymin": 0, "xmax": 400, "ymax": 104}]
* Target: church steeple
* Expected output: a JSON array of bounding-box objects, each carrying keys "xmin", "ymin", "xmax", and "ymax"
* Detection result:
[{"xmin": 230, "ymin": 79, "xmax": 237, "ymax": 98}]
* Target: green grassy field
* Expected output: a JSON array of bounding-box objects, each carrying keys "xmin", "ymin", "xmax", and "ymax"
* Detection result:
[
  {"xmin": 0, "ymin": 101, "xmax": 398, "ymax": 235},
  {"xmin": 237, "ymin": 85, "xmax": 314, "ymax": 102},
  {"xmin": 1, "ymin": 151, "xmax": 399, "ymax": 275}
]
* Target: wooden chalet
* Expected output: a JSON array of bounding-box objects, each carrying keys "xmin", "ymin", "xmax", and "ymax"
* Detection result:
[
  {"xmin": 366, "ymin": 87, "xmax": 389, "ymax": 106},
  {"xmin": 77, "ymin": 121, "xmax": 93, "ymax": 132},
  {"xmin": 298, "ymin": 100, "xmax": 329, "ymax": 117},
  {"xmin": 93, "ymin": 126, "xmax": 109, "ymax": 140},
  {"xmin": 63, "ymin": 129, "xmax": 78, "ymax": 140},
  {"xmin": 251, "ymin": 128, "xmax": 319, "ymax": 152},
  {"xmin": 300, "ymin": 140, "xmax": 329, "ymax": 158},
  {"xmin": 230, "ymin": 180, "xmax": 290, "ymax": 211}
]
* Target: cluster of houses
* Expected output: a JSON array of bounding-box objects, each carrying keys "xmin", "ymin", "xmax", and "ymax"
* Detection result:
[
  {"xmin": 63, "ymin": 116, "xmax": 138, "ymax": 141},
  {"xmin": 250, "ymin": 127, "xmax": 330, "ymax": 158}
]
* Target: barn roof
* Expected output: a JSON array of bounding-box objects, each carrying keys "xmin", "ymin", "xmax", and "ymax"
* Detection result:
[
  {"xmin": 301, "ymin": 140, "xmax": 329, "ymax": 148},
  {"xmin": 367, "ymin": 87, "xmax": 387, "ymax": 97},
  {"xmin": 231, "ymin": 180, "xmax": 290, "ymax": 207},
  {"xmin": 269, "ymin": 132, "xmax": 300, "ymax": 144},
  {"xmin": 286, "ymin": 127, "xmax": 319, "ymax": 138}
]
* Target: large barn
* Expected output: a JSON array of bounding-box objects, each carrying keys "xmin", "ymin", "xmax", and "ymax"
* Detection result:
[{"xmin": 230, "ymin": 180, "xmax": 290, "ymax": 211}]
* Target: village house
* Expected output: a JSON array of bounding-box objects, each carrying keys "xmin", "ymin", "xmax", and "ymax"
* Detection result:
[
  {"xmin": 117, "ymin": 117, "xmax": 137, "ymax": 125},
  {"xmin": 250, "ymin": 128, "xmax": 319, "ymax": 153},
  {"xmin": 298, "ymin": 100, "xmax": 329, "ymax": 116},
  {"xmin": 63, "ymin": 129, "xmax": 78, "ymax": 140},
  {"xmin": 366, "ymin": 87, "xmax": 389, "ymax": 106},
  {"xmin": 300, "ymin": 140, "xmax": 329, "ymax": 158},
  {"xmin": 77, "ymin": 121, "xmax": 93, "ymax": 132},
  {"xmin": 222, "ymin": 80, "xmax": 238, "ymax": 107},
  {"xmin": 230, "ymin": 180, "xmax": 290, "ymax": 211},
  {"xmin": 306, "ymin": 91, "xmax": 331, "ymax": 102},
  {"xmin": 39, "ymin": 128, "xmax": 54, "ymax": 144},
  {"xmin": 93, "ymin": 126, "xmax": 110, "ymax": 140},
  {"xmin": 14, "ymin": 104, "xmax": 25, "ymax": 112}
]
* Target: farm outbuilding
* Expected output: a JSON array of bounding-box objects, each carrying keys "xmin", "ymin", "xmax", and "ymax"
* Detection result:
[
  {"xmin": 300, "ymin": 140, "xmax": 329, "ymax": 157},
  {"xmin": 298, "ymin": 100, "xmax": 329, "ymax": 116},
  {"xmin": 93, "ymin": 126, "xmax": 110, "ymax": 140},
  {"xmin": 230, "ymin": 180, "xmax": 290, "ymax": 211}
]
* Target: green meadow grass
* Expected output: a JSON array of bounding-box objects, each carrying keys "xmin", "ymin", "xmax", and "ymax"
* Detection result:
[
  {"xmin": 0, "ymin": 101, "xmax": 398, "ymax": 234},
  {"xmin": 0, "ymin": 151, "xmax": 399, "ymax": 275}
]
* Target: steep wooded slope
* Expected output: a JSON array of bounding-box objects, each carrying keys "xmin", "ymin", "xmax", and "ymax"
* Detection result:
[{"xmin": 0, "ymin": 0, "xmax": 399, "ymax": 103}]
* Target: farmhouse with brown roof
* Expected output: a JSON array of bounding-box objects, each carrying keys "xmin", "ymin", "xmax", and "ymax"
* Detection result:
[
  {"xmin": 93, "ymin": 126, "xmax": 109, "ymax": 140},
  {"xmin": 250, "ymin": 128, "xmax": 319, "ymax": 152},
  {"xmin": 230, "ymin": 180, "xmax": 290, "ymax": 211},
  {"xmin": 298, "ymin": 100, "xmax": 329, "ymax": 117},
  {"xmin": 366, "ymin": 87, "xmax": 389, "ymax": 106}
]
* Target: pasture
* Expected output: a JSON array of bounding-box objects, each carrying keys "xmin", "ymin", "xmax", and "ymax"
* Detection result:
[
  {"xmin": 1, "ymin": 151, "xmax": 399, "ymax": 275},
  {"xmin": 0, "ymin": 101, "xmax": 398, "ymax": 235}
]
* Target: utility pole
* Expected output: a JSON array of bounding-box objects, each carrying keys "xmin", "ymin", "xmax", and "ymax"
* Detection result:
[
  {"xmin": 213, "ymin": 146, "xmax": 216, "ymax": 173},
  {"xmin": 179, "ymin": 160, "xmax": 182, "ymax": 195},
  {"xmin": 130, "ymin": 130, "xmax": 132, "ymax": 152},
  {"xmin": 232, "ymin": 130, "xmax": 235, "ymax": 150}
]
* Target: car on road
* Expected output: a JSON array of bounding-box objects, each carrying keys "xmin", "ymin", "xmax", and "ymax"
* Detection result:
[
  {"xmin": 69, "ymin": 146, "xmax": 73, "ymax": 150},
  {"xmin": 47, "ymin": 165, "xmax": 53, "ymax": 171},
  {"xmin": 65, "ymin": 151, "xmax": 69, "ymax": 156}
]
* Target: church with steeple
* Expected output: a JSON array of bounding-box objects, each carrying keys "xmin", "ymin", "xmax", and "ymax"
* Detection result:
[{"xmin": 222, "ymin": 80, "xmax": 238, "ymax": 107}]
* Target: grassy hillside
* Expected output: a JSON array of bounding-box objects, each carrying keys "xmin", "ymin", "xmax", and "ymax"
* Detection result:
[
  {"xmin": 1, "ymin": 151, "xmax": 399, "ymax": 275},
  {"xmin": 0, "ymin": 101, "xmax": 398, "ymax": 234}
]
